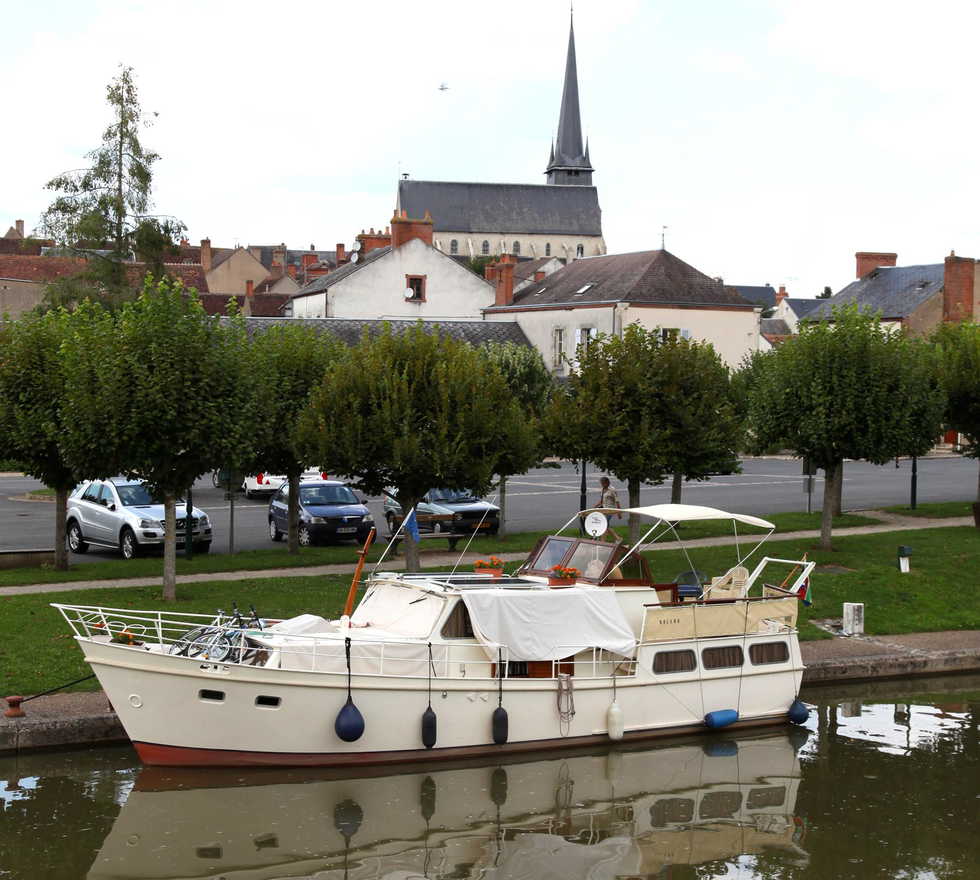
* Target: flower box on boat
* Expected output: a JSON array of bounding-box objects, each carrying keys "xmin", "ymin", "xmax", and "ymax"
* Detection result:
[{"xmin": 52, "ymin": 502, "xmax": 815, "ymax": 767}]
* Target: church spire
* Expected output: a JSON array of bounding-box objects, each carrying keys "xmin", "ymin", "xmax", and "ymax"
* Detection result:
[{"xmin": 546, "ymin": 11, "xmax": 594, "ymax": 186}]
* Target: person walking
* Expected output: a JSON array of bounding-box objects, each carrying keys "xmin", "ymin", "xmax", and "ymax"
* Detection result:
[{"xmin": 597, "ymin": 477, "xmax": 621, "ymax": 516}]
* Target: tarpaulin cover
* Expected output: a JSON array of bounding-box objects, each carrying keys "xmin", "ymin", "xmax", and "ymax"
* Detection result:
[{"xmin": 460, "ymin": 587, "xmax": 636, "ymax": 661}]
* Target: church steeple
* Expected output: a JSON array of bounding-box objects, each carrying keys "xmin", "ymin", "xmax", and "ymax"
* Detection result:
[{"xmin": 546, "ymin": 12, "xmax": 594, "ymax": 186}]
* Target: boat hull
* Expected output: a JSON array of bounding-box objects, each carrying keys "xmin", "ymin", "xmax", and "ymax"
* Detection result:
[{"xmin": 80, "ymin": 633, "xmax": 805, "ymax": 767}]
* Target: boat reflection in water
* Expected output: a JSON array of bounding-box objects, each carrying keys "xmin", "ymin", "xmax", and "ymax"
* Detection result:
[{"xmin": 88, "ymin": 729, "xmax": 809, "ymax": 880}]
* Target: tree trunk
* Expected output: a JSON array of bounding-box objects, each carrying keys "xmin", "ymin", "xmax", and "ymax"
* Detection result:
[
  {"xmin": 671, "ymin": 471, "xmax": 683, "ymax": 504},
  {"xmin": 832, "ymin": 460, "xmax": 844, "ymax": 515},
  {"xmin": 401, "ymin": 495, "xmax": 421, "ymax": 572},
  {"xmin": 163, "ymin": 492, "xmax": 177, "ymax": 601},
  {"xmin": 498, "ymin": 475, "xmax": 507, "ymax": 537},
  {"xmin": 976, "ymin": 458, "xmax": 980, "ymax": 504},
  {"xmin": 627, "ymin": 477, "xmax": 641, "ymax": 544},
  {"xmin": 54, "ymin": 486, "xmax": 69, "ymax": 571},
  {"xmin": 287, "ymin": 471, "xmax": 300, "ymax": 554},
  {"xmin": 819, "ymin": 461, "xmax": 839, "ymax": 551}
]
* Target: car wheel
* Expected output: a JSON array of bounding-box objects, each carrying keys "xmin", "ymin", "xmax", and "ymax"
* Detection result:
[
  {"xmin": 67, "ymin": 521, "xmax": 88, "ymax": 554},
  {"xmin": 194, "ymin": 541, "xmax": 211, "ymax": 554},
  {"xmin": 298, "ymin": 525, "xmax": 313, "ymax": 547},
  {"xmin": 269, "ymin": 518, "xmax": 282, "ymax": 542},
  {"xmin": 120, "ymin": 528, "xmax": 140, "ymax": 560}
]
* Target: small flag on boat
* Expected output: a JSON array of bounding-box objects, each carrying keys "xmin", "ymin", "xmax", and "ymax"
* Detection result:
[
  {"xmin": 404, "ymin": 508, "xmax": 420, "ymax": 542},
  {"xmin": 793, "ymin": 577, "xmax": 812, "ymax": 606}
]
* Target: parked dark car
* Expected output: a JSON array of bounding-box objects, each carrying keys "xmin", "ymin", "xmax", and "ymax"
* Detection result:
[
  {"xmin": 383, "ymin": 488, "xmax": 499, "ymax": 536},
  {"xmin": 268, "ymin": 480, "xmax": 374, "ymax": 546}
]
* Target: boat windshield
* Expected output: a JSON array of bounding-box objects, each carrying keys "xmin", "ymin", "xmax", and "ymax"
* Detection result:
[{"xmin": 527, "ymin": 537, "xmax": 619, "ymax": 580}]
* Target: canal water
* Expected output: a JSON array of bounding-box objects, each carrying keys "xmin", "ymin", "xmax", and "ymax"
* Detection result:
[{"xmin": 1, "ymin": 675, "xmax": 977, "ymax": 880}]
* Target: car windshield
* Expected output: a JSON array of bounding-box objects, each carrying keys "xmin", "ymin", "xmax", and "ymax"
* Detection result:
[
  {"xmin": 300, "ymin": 485, "xmax": 359, "ymax": 506},
  {"xmin": 430, "ymin": 488, "xmax": 478, "ymax": 503},
  {"xmin": 116, "ymin": 484, "xmax": 174, "ymax": 506}
]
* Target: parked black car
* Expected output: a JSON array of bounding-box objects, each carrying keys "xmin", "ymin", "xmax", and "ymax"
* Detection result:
[{"xmin": 268, "ymin": 480, "xmax": 374, "ymax": 546}]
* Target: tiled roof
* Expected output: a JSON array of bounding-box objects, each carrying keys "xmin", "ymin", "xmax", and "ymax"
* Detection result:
[
  {"xmin": 0, "ymin": 237, "xmax": 54, "ymax": 256},
  {"xmin": 293, "ymin": 247, "xmax": 392, "ymax": 297},
  {"xmin": 238, "ymin": 317, "xmax": 532, "ymax": 348},
  {"xmin": 250, "ymin": 245, "xmax": 338, "ymax": 271},
  {"xmin": 786, "ymin": 298, "xmax": 821, "ymax": 318},
  {"xmin": 488, "ymin": 250, "xmax": 754, "ymax": 310},
  {"xmin": 199, "ymin": 293, "xmax": 291, "ymax": 317},
  {"xmin": 761, "ymin": 318, "xmax": 792, "ymax": 336},
  {"xmin": 731, "ymin": 284, "xmax": 777, "ymax": 308},
  {"xmin": 0, "ymin": 255, "xmax": 85, "ymax": 281},
  {"xmin": 398, "ymin": 180, "xmax": 602, "ymax": 236},
  {"xmin": 512, "ymin": 257, "xmax": 555, "ymax": 284},
  {"xmin": 807, "ymin": 264, "xmax": 944, "ymax": 321}
]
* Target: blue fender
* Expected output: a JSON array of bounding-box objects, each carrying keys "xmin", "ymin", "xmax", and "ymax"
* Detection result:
[{"xmin": 704, "ymin": 709, "xmax": 739, "ymax": 729}]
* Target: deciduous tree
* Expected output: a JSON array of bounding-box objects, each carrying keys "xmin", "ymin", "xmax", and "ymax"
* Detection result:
[
  {"xmin": 933, "ymin": 321, "xmax": 980, "ymax": 509},
  {"xmin": 749, "ymin": 306, "xmax": 945, "ymax": 549},
  {"xmin": 481, "ymin": 342, "xmax": 553, "ymax": 535},
  {"xmin": 60, "ymin": 279, "xmax": 252, "ymax": 598},
  {"xmin": 39, "ymin": 65, "xmax": 184, "ymax": 308},
  {"xmin": 0, "ymin": 310, "xmax": 83, "ymax": 569},
  {"xmin": 298, "ymin": 325, "xmax": 532, "ymax": 571}
]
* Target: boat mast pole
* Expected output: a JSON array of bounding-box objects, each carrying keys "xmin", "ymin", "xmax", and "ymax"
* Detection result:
[{"xmin": 343, "ymin": 528, "xmax": 376, "ymax": 617}]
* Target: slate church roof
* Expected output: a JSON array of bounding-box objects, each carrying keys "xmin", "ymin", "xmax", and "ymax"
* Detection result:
[{"xmin": 397, "ymin": 180, "xmax": 601, "ymax": 237}]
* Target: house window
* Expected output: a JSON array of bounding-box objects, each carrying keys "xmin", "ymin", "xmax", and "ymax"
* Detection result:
[
  {"xmin": 405, "ymin": 275, "xmax": 426, "ymax": 302},
  {"xmin": 576, "ymin": 244, "xmax": 585, "ymax": 258},
  {"xmin": 512, "ymin": 241, "xmax": 521, "ymax": 255},
  {"xmin": 545, "ymin": 243, "xmax": 551, "ymax": 257},
  {"xmin": 659, "ymin": 328, "xmax": 680, "ymax": 344},
  {"xmin": 577, "ymin": 327, "xmax": 597, "ymax": 350},
  {"xmin": 481, "ymin": 240, "xmax": 490, "ymax": 255},
  {"xmin": 552, "ymin": 327, "xmax": 565, "ymax": 368},
  {"xmin": 450, "ymin": 239, "xmax": 458, "ymax": 255}
]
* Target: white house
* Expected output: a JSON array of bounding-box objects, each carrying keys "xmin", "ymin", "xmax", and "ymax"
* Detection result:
[
  {"xmin": 289, "ymin": 213, "xmax": 495, "ymax": 321},
  {"xmin": 483, "ymin": 249, "xmax": 761, "ymax": 371}
]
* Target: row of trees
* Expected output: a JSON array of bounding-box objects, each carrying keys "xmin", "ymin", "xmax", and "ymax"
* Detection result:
[{"xmin": 2, "ymin": 282, "xmax": 979, "ymax": 597}]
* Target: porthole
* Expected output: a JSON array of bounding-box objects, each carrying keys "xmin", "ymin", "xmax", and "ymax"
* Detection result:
[
  {"xmin": 199, "ymin": 689, "xmax": 225, "ymax": 702},
  {"xmin": 255, "ymin": 695, "xmax": 281, "ymax": 708}
]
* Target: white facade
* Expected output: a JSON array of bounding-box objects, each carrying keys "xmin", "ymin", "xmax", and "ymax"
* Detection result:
[
  {"xmin": 487, "ymin": 302, "xmax": 761, "ymax": 373},
  {"xmin": 291, "ymin": 238, "xmax": 494, "ymax": 320},
  {"xmin": 434, "ymin": 232, "xmax": 605, "ymax": 263}
]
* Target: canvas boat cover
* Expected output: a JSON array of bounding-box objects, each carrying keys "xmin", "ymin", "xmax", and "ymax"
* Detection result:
[
  {"xmin": 460, "ymin": 587, "xmax": 636, "ymax": 661},
  {"xmin": 590, "ymin": 503, "xmax": 774, "ymax": 531}
]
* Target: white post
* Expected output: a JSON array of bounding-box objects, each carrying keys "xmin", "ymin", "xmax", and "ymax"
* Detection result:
[{"xmin": 842, "ymin": 602, "xmax": 865, "ymax": 636}]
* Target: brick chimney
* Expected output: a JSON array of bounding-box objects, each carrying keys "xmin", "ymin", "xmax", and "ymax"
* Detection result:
[
  {"xmin": 243, "ymin": 279, "xmax": 254, "ymax": 317},
  {"xmin": 534, "ymin": 270, "xmax": 546, "ymax": 282},
  {"xmin": 855, "ymin": 251, "xmax": 897, "ymax": 279},
  {"xmin": 287, "ymin": 264, "xmax": 296, "ymax": 279},
  {"xmin": 356, "ymin": 227, "xmax": 392, "ymax": 254},
  {"xmin": 494, "ymin": 254, "xmax": 516, "ymax": 307},
  {"xmin": 301, "ymin": 252, "xmax": 317, "ymax": 269},
  {"xmin": 943, "ymin": 252, "xmax": 975, "ymax": 323},
  {"xmin": 390, "ymin": 210, "xmax": 434, "ymax": 249},
  {"xmin": 271, "ymin": 243, "xmax": 287, "ymax": 269},
  {"xmin": 200, "ymin": 238, "xmax": 212, "ymax": 272},
  {"xmin": 776, "ymin": 285, "xmax": 788, "ymax": 305},
  {"xmin": 15, "ymin": 220, "xmax": 24, "ymax": 238},
  {"xmin": 336, "ymin": 243, "xmax": 346, "ymax": 264}
]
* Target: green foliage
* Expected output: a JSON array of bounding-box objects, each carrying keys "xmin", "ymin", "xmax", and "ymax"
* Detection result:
[
  {"xmin": 546, "ymin": 326, "xmax": 741, "ymax": 510},
  {"xmin": 749, "ymin": 306, "xmax": 945, "ymax": 468},
  {"xmin": 933, "ymin": 322, "xmax": 980, "ymax": 460},
  {"xmin": 467, "ymin": 256, "xmax": 494, "ymax": 277},
  {"xmin": 817, "ymin": 285, "xmax": 833, "ymax": 299},
  {"xmin": 0, "ymin": 310, "xmax": 79, "ymax": 491},
  {"xmin": 38, "ymin": 65, "xmax": 184, "ymax": 308},
  {"xmin": 298, "ymin": 325, "xmax": 534, "ymax": 567}
]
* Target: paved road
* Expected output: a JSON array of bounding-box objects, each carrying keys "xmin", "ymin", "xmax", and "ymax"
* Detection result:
[{"xmin": 0, "ymin": 456, "xmax": 974, "ymax": 563}]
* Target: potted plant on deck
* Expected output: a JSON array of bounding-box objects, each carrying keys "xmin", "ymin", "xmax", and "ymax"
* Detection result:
[
  {"xmin": 474, "ymin": 556, "xmax": 505, "ymax": 578},
  {"xmin": 549, "ymin": 565, "xmax": 581, "ymax": 586}
]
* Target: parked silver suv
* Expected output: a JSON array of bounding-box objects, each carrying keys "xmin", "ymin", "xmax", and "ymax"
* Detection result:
[{"xmin": 66, "ymin": 479, "xmax": 212, "ymax": 559}]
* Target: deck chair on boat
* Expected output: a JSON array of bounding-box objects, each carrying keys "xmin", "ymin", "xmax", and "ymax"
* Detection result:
[
  {"xmin": 702, "ymin": 566, "xmax": 750, "ymax": 600},
  {"xmin": 674, "ymin": 569, "xmax": 707, "ymax": 599}
]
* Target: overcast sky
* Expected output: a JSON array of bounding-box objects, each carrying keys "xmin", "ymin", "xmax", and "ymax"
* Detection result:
[{"xmin": 3, "ymin": 0, "xmax": 979, "ymax": 297}]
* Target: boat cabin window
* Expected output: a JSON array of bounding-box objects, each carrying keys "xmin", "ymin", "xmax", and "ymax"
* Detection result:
[
  {"xmin": 747, "ymin": 786, "xmax": 786, "ymax": 809},
  {"xmin": 700, "ymin": 791, "xmax": 742, "ymax": 819},
  {"xmin": 650, "ymin": 798, "xmax": 695, "ymax": 826},
  {"xmin": 749, "ymin": 641, "xmax": 789, "ymax": 665},
  {"xmin": 565, "ymin": 541, "xmax": 616, "ymax": 580},
  {"xmin": 653, "ymin": 649, "xmax": 697, "ymax": 674},
  {"xmin": 701, "ymin": 645, "xmax": 744, "ymax": 669},
  {"xmin": 351, "ymin": 584, "xmax": 446, "ymax": 637},
  {"xmin": 441, "ymin": 601, "xmax": 475, "ymax": 639},
  {"xmin": 528, "ymin": 536, "xmax": 575, "ymax": 572}
]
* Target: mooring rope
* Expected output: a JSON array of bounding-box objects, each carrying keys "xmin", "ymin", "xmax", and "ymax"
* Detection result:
[{"xmin": 21, "ymin": 673, "xmax": 96, "ymax": 703}]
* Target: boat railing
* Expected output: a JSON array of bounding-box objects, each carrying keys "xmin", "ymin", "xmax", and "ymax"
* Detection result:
[{"xmin": 51, "ymin": 603, "xmax": 636, "ymax": 682}]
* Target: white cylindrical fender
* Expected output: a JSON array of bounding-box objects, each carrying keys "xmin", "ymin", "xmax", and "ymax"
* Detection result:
[{"xmin": 607, "ymin": 700, "xmax": 624, "ymax": 741}]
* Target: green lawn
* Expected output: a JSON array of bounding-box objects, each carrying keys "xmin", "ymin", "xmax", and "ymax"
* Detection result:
[
  {"xmin": 3, "ymin": 525, "xmax": 977, "ymax": 696},
  {"xmin": 883, "ymin": 501, "xmax": 975, "ymax": 519}
]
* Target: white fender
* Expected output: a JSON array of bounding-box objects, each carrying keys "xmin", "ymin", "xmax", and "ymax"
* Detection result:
[{"xmin": 607, "ymin": 700, "xmax": 624, "ymax": 741}]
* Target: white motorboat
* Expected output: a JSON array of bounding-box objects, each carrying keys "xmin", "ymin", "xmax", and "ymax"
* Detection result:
[{"xmin": 54, "ymin": 504, "xmax": 815, "ymax": 767}]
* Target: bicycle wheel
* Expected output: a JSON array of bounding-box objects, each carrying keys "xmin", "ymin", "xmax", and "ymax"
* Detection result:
[{"xmin": 169, "ymin": 626, "xmax": 214, "ymax": 657}]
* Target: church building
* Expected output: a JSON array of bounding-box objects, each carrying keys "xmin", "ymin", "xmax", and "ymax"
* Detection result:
[{"xmin": 395, "ymin": 15, "xmax": 605, "ymax": 262}]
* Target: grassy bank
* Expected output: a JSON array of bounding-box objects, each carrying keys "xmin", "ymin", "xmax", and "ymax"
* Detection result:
[
  {"xmin": 2, "ymin": 525, "xmax": 976, "ymax": 696},
  {"xmin": 0, "ymin": 510, "xmax": 884, "ymax": 589},
  {"xmin": 884, "ymin": 501, "xmax": 974, "ymax": 519}
]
